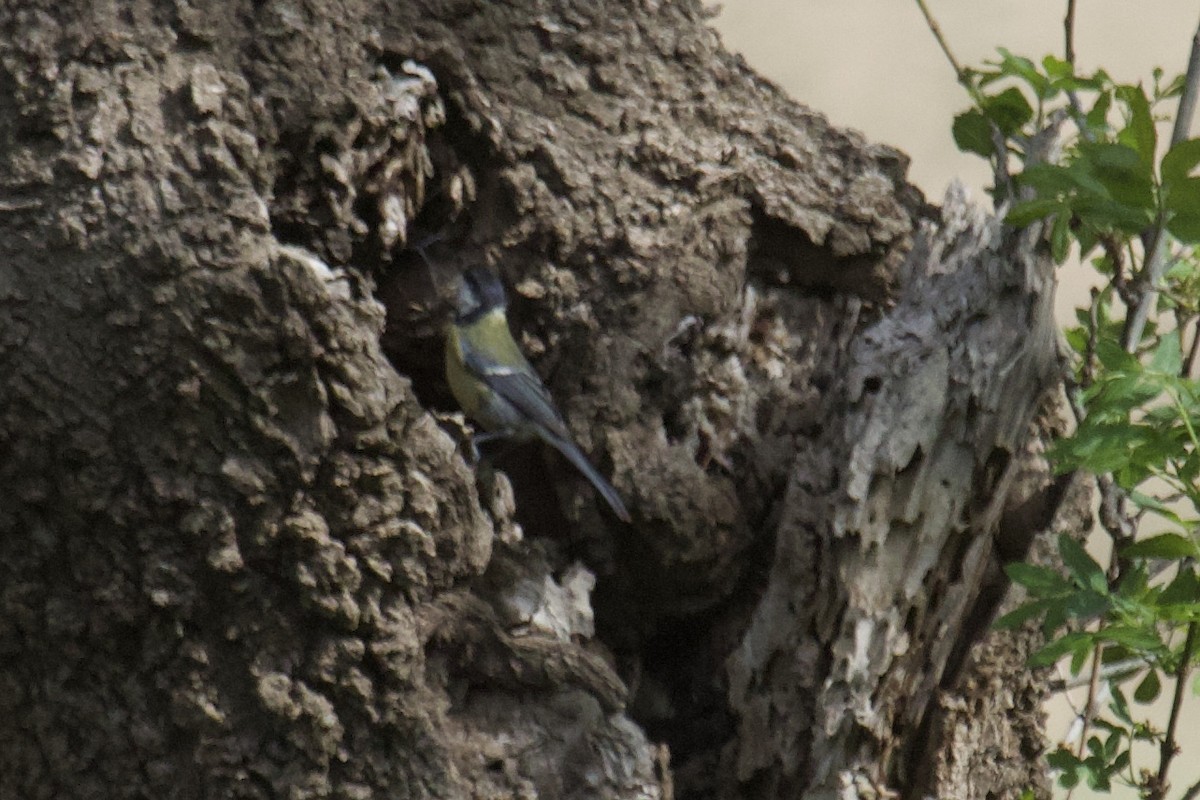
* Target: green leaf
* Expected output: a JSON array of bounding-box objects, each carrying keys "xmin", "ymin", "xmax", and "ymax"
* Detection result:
[
  {"xmin": 1134, "ymin": 669, "xmax": 1161, "ymax": 703},
  {"xmin": 1059, "ymin": 534, "xmax": 1107, "ymax": 593},
  {"xmin": 1158, "ymin": 70, "xmax": 1187, "ymax": 99},
  {"xmin": 1072, "ymin": 196, "xmax": 1155, "ymax": 235},
  {"xmin": 1064, "ymin": 326, "xmax": 1089, "ymax": 355},
  {"xmin": 1090, "ymin": 208, "xmax": 1154, "ymax": 237},
  {"xmin": 1077, "ymin": 142, "xmax": 1156, "ymax": 211},
  {"xmin": 1053, "ymin": 425, "xmax": 1142, "ymax": 475},
  {"xmin": 1042, "ymin": 602, "xmax": 1068, "ymax": 637},
  {"xmin": 1042, "ymin": 54, "xmax": 1072, "ymax": 80},
  {"xmin": 1123, "ymin": 533, "xmax": 1197, "ymax": 560},
  {"xmin": 1029, "ymin": 630, "xmax": 1093, "ymax": 668},
  {"xmin": 1048, "ymin": 744, "xmax": 1087, "ymax": 790},
  {"xmin": 1117, "ymin": 561, "xmax": 1150, "ymax": 601},
  {"xmin": 1070, "ymin": 639, "xmax": 1092, "ymax": 673},
  {"xmin": 1064, "ymin": 589, "xmax": 1111, "ymax": 620},
  {"xmin": 983, "ymin": 86, "xmax": 1034, "ymax": 135},
  {"xmin": 1159, "ymin": 566, "xmax": 1200, "ymax": 608},
  {"xmin": 1006, "ymin": 562, "xmax": 1070, "ymax": 595},
  {"xmin": 1165, "ymin": 256, "xmax": 1199, "ymax": 280},
  {"xmin": 1127, "ymin": 491, "xmax": 1185, "ymax": 525},
  {"xmin": 1109, "ymin": 685, "xmax": 1134, "ymax": 725},
  {"xmin": 1116, "ymin": 84, "xmax": 1157, "ymax": 169},
  {"xmin": 1048, "ymin": 745, "xmax": 1083, "ymax": 774},
  {"xmin": 1050, "ymin": 211, "xmax": 1072, "ymax": 262},
  {"xmin": 1020, "ymin": 162, "xmax": 1084, "ymax": 194},
  {"xmin": 1087, "ymin": 90, "xmax": 1113, "ymax": 131},
  {"xmin": 1095, "ymin": 337, "xmax": 1140, "ymax": 370},
  {"xmin": 1161, "ymin": 138, "xmax": 1200, "ymax": 184},
  {"xmin": 1005, "ymin": 198, "xmax": 1060, "ymax": 227},
  {"xmin": 953, "ymin": 109, "xmax": 995, "ymax": 157},
  {"xmin": 994, "ymin": 598, "xmax": 1055, "ymax": 630},
  {"xmin": 1062, "ymin": 158, "xmax": 1112, "ymax": 197},
  {"xmin": 1075, "ymin": 226, "xmax": 1101, "ymax": 259},
  {"xmin": 1088, "ymin": 373, "xmax": 1164, "ymax": 414},
  {"xmin": 1099, "ymin": 625, "xmax": 1161, "ymax": 652},
  {"xmin": 1081, "ymin": 142, "xmax": 1142, "ymax": 173},
  {"xmin": 1084, "ymin": 762, "xmax": 1111, "ymax": 792},
  {"xmin": 1165, "ymin": 177, "xmax": 1200, "ymax": 243},
  {"xmin": 1149, "ymin": 330, "xmax": 1183, "ymax": 374},
  {"xmin": 993, "ymin": 49, "xmax": 1053, "ymax": 99}
]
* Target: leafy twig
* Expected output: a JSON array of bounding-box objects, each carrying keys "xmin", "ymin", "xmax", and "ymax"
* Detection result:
[
  {"xmin": 1124, "ymin": 16, "xmax": 1200, "ymax": 351},
  {"xmin": 938, "ymin": 7, "xmax": 1200, "ymax": 795}
]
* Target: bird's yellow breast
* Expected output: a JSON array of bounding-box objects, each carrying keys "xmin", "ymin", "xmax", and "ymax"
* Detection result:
[
  {"xmin": 446, "ymin": 309, "xmax": 528, "ymax": 429},
  {"xmin": 446, "ymin": 323, "xmax": 488, "ymax": 421}
]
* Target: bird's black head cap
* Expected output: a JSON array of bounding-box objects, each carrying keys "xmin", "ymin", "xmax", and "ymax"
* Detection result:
[{"xmin": 454, "ymin": 266, "xmax": 508, "ymax": 324}]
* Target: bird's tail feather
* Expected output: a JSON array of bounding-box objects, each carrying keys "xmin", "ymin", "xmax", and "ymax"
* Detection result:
[{"xmin": 550, "ymin": 437, "xmax": 631, "ymax": 522}]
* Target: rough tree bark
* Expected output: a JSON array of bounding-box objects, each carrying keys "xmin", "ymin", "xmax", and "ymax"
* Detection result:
[{"xmin": 0, "ymin": 1, "xmax": 1090, "ymax": 799}]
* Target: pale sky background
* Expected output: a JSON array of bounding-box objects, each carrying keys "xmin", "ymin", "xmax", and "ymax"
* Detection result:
[{"xmin": 711, "ymin": 2, "xmax": 1200, "ymax": 798}]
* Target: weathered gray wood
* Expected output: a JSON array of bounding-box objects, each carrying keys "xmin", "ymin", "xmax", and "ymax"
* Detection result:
[{"xmin": 726, "ymin": 185, "xmax": 1073, "ymax": 798}]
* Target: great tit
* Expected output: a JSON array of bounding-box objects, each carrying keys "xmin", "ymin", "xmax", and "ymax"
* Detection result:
[{"xmin": 445, "ymin": 266, "xmax": 631, "ymax": 523}]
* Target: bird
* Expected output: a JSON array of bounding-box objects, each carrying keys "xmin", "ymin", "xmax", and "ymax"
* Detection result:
[{"xmin": 445, "ymin": 266, "xmax": 631, "ymax": 522}]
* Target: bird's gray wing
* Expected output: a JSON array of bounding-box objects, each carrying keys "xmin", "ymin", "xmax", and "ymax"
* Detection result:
[
  {"xmin": 461, "ymin": 340, "xmax": 631, "ymax": 521},
  {"xmin": 460, "ymin": 342, "xmax": 572, "ymax": 441}
]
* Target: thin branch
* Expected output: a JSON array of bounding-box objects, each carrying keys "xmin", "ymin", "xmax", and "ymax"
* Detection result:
[
  {"xmin": 1084, "ymin": 288, "xmax": 1101, "ymax": 388},
  {"xmin": 1064, "ymin": 644, "xmax": 1106, "ymax": 800},
  {"xmin": 1048, "ymin": 656, "xmax": 1144, "ymax": 692},
  {"xmin": 914, "ymin": 0, "xmax": 968, "ymax": 86},
  {"xmin": 1057, "ymin": 335, "xmax": 1089, "ymax": 426},
  {"xmin": 1072, "ymin": 633, "xmax": 1107, "ymax": 771},
  {"xmin": 1150, "ymin": 621, "xmax": 1198, "ymax": 800},
  {"xmin": 1062, "ymin": 0, "xmax": 1092, "ymax": 139},
  {"xmin": 1124, "ymin": 228, "xmax": 1169, "ymax": 353},
  {"xmin": 1074, "ymin": 517, "xmax": 1126, "ymax": 770},
  {"xmin": 1064, "ymin": 0, "xmax": 1078, "ymax": 65},
  {"xmin": 1173, "ymin": 22, "xmax": 1200, "ymax": 147},
  {"xmin": 1099, "ymin": 235, "xmax": 1133, "ymax": 305},
  {"xmin": 1098, "ymin": 474, "xmax": 1136, "ymax": 545},
  {"xmin": 1125, "ymin": 17, "xmax": 1200, "ymax": 351},
  {"xmin": 1183, "ymin": 776, "xmax": 1200, "ymax": 800},
  {"xmin": 1185, "ymin": 317, "xmax": 1200, "ymax": 378}
]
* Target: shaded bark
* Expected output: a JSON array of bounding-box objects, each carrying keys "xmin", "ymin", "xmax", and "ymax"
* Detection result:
[{"xmin": 0, "ymin": 1, "xmax": 1086, "ymax": 798}]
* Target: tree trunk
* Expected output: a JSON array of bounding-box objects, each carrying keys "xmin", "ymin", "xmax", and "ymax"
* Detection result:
[{"xmin": 0, "ymin": 1, "xmax": 1090, "ymax": 798}]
